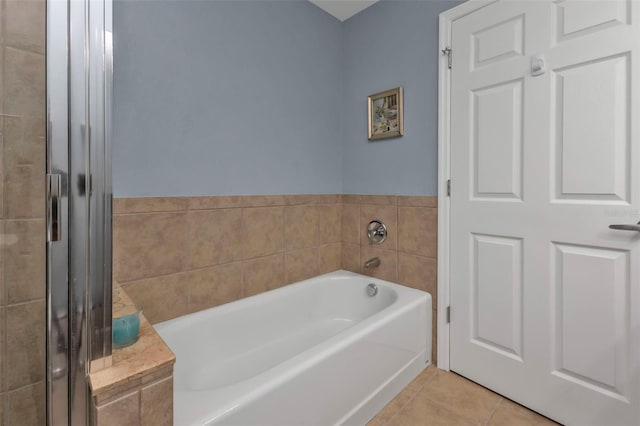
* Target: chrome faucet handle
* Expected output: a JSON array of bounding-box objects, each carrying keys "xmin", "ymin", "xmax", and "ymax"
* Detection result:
[{"xmin": 367, "ymin": 220, "xmax": 387, "ymax": 244}]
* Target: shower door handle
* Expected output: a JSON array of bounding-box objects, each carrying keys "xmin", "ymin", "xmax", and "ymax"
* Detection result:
[
  {"xmin": 47, "ymin": 174, "xmax": 62, "ymax": 242},
  {"xmin": 609, "ymin": 221, "xmax": 640, "ymax": 232}
]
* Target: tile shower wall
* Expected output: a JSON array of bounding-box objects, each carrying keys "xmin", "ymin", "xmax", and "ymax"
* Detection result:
[
  {"xmin": 341, "ymin": 195, "xmax": 438, "ymax": 364},
  {"xmin": 113, "ymin": 195, "xmax": 342, "ymax": 324},
  {"xmin": 114, "ymin": 194, "xmax": 439, "ymax": 363},
  {"xmin": 0, "ymin": 0, "xmax": 47, "ymax": 423}
]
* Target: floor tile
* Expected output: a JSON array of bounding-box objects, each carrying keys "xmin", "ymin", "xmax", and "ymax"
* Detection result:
[
  {"xmin": 368, "ymin": 368, "xmax": 562, "ymax": 426},
  {"xmin": 487, "ymin": 398, "xmax": 559, "ymax": 426},
  {"xmin": 386, "ymin": 392, "xmax": 475, "ymax": 426},
  {"xmin": 420, "ymin": 369, "xmax": 501, "ymax": 425}
]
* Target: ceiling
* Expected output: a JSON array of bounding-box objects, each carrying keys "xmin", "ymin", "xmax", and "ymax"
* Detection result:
[{"xmin": 309, "ymin": 0, "xmax": 380, "ymax": 21}]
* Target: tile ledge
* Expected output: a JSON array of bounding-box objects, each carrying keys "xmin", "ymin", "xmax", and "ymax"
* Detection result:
[{"xmin": 88, "ymin": 284, "xmax": 175, "ymax": 397}]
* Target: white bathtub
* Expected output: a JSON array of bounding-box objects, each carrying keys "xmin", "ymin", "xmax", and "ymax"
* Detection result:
[{"xmin": 156, "ymin": 270, "xmax": 432, "ymax": 426}]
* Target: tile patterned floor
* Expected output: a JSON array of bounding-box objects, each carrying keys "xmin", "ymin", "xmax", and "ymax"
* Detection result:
[{"xmin": 367, "ymin": 366, "xmax": 560, "ymax": 426}]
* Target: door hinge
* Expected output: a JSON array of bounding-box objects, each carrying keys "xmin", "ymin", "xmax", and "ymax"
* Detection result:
[
  {"xmin": 447, "ymin": 179, "xmax": 451, "ymax": 196},
  {"xmin": 442, "ymin": 47, "xmax": 452, "ymax": 69},
  {"xmin": 446, "ymin": 306, "xmax": 451, "ymax": 324}
]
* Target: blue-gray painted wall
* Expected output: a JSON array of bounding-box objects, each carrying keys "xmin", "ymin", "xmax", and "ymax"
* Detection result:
[
  {"xmin": 113, "ymin": 0, "xmax": 462, "ymax": 197},
  {"xmin": 341, "ymin": 0, "xmax": 462, "ymax": 195},
  {"xmin": 113, "ymin": 0, "xmax": 344, "ymax": 196}
]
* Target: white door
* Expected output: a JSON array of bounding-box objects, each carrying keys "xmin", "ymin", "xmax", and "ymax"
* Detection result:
[{"xmin": 449, "ymin": 1, "xmax": 640, "ymax": 424}]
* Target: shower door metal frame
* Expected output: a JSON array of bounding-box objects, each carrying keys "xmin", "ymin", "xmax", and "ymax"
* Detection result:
[{"xmin": 47, "ymin": 0, "xmax": 113, "ymax": 424}]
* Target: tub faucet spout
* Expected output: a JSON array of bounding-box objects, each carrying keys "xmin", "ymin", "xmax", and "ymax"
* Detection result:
[{"xmin": 364, "ymin": 257, "xmax": 380, "ymax": 269}]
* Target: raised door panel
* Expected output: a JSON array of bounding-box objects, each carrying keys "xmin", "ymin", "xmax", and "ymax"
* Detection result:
[
  {"xmin": 472, "ymin": 80, "xmax": 523, "ymax": 200},
  {"xmin": 472, "ymin": 15, "xmax": 524, "ymax": 69},
  {"xmin": 552, "ymin": 243, "xmax": 630, "ymax": 400},
  {"xmin": 554, "ymin": 0, "xmax": 630, "ymax": 43},
  {"xmin": 553, "ymin": 54, "xmax": 629, "ymax": 203},
  {"xmin": 472, "ymin": 234, "xmax": 523, "ymax": 360}
]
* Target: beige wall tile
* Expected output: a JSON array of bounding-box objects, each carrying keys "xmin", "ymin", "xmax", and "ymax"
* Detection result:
[
  {"xmin": 187, "ymin": 209, "xmax": 242, "ymax": 268},
  {"xmin": 0, "ymin": 307, "xmax": 3, "ymax": 391},
  {"xmin": 285, "ymin": 248, "xmax": 319, "ymax": 284},
  {"xmin": 113, "ymin": 212, "xmax": 186, "ymax": 283},
  {"xmin": 114, "ymin": 197, "xmax": 187, "ymax": 214},
  {"xmin": 7, "ymin": 381, "xmax": 45, "ymax": 426},
  {"xmin": 3, "ymin": 114, "xmax": 45, "ymax": 174},
  {"xmin": 6, "ymin": 301, "xmax": 45, "ymax": 390},
  {"xmin": 360, "ymin": 204, "xmax": 398, "ymax": 249},
  {"xmin": 341, "ymin": 194, "xmax": 362, "ymax": 204},
  {"xmin": 242, "ymin": 254, "xmax": 284, "ymax": 297},
  {"xmin": 95, "ymin": 391, "xmax": 140, "ymax": 426},
  {"xmin": 3, "ymin": 163, "xmax": 44, "ymax": 219},
  {"xmin": 188, "ymin": 263, "xmax": 242, "ymax": 313},
  {"xmin": 361, "ymin": 246, "xmax": 397, "ymax": 282},
  {"xmin": 187, "ymin": 196, "xmax": 242, "ymax": 210},
  {"xmin": 397, "ymin": 195, "xmax": 438, "ymax": 207},
  {"xmin": 318, "ymin": 204, "xmax": 341, "ymax": 244},
  {"xmin": 341, "ymin": 243, "xmax": 360, "ymax": 273},
  {"xmin": 3, "ymin": 219, "xmax": 45, "ymax": 303},
  {"xmin": 122, "ymin": 273, "xmax": 187, "ymax": 324},
  {"xmin": 420, "ymin": 369, "xmax": 501, "ymax": 424},
  {"xmin": 141, "ymin": 377, "xmax": 173, "ymax": 426},
  {"xmin": 359, "ymin": 195, "xmax": 397, "ymax": 206},
  {"xmin": 285, "ymin": 205, "xmax": 318, "ymax": 250},
  {"xmin": 285, "ymin": 194, "xmax": 316, "ymax": 205},
  {"xmin": 398, "ymin": 253, "xmax": 437, "ymax": 299},
  {"xmin": 318, "ymin": 243, "xmax": 341, "ymax": 274},
  {"xmin": 242, "ymin": 207, "xmax": 284, "ymax": 259},
  {"xmin": 0, "ymin": 227, "xmax": 3, "ymax": 304},
  {"xmin": 398, "ymin": 206, "xmax": 437, "ymax": 257},
  {"xmin": 3, "ymin": 46, "xmax": 45, "ymax": 220},
  {"xmin": 0, "ymin": 134, "xmax": 4, "ymax": 220},
  {"xmin": 3, "ymin": 0, "xmax": 46, "ymax": 53},
  {"xmin": 241, "ymin": 195, "xmax": 286, "ymax": 207},
  {"xmin": 315, "ymin": 194, "xmax": 340, "ymax": 204},
  {"xmin": 3, "ymin": 47, "xmax": 45, "ymax": 129},
  {"xmin": 341, "ymin": 203, "xmax": 359, "ymax": 244}
]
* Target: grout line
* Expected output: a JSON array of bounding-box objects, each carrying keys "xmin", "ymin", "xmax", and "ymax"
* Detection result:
[
  {"xmin": 484, "ymin": 397, "xmax": 504, "ymax": 426},
  {"xmin": 114, "ymin": 209, "xmax": 186, "ymax": 216},
  {"xmin": 282, "ymin": 205, "xmax": 288, "ymax": 284},
  {"xmin": 5, "ymin": 379, "xmax": 45, "ymax": 395},
  {"xmin": 4, "ymin": 297, "xmax": 46, "ymax": 309},
  {"xmin": 184, "ymin": 207, "xmax": 191, "ymax": 314}
]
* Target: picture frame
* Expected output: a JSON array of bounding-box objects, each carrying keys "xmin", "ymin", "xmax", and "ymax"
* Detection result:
[{"xmin": 368, "ymin": 86, "xmax": 404, "ymax": 140}]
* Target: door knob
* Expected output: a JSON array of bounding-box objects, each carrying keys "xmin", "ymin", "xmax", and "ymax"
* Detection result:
[{"xmin": 609, "ymin": 221, "xmax": 640, "ymax": 232}]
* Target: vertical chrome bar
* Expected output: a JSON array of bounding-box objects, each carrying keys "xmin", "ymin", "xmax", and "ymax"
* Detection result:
[
  {"xmin": 104, "ymin": 0, "xmax": 114, "ymax": 361},
  {"xmin": 68, "ymin": 0, "xmax": 91, "ymax": 421},
  {"xmin": 88, "ymin": 0, "xmax": 113, "ymax": 372},
  {"xmin": 46, "ymin": 0, "xmax": 71, "ymax": 424}
]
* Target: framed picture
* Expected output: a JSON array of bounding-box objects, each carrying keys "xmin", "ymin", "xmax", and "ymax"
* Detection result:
[{"xmin": 368, "ymin": 87, "xmax": 404, "ymax": 140}]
